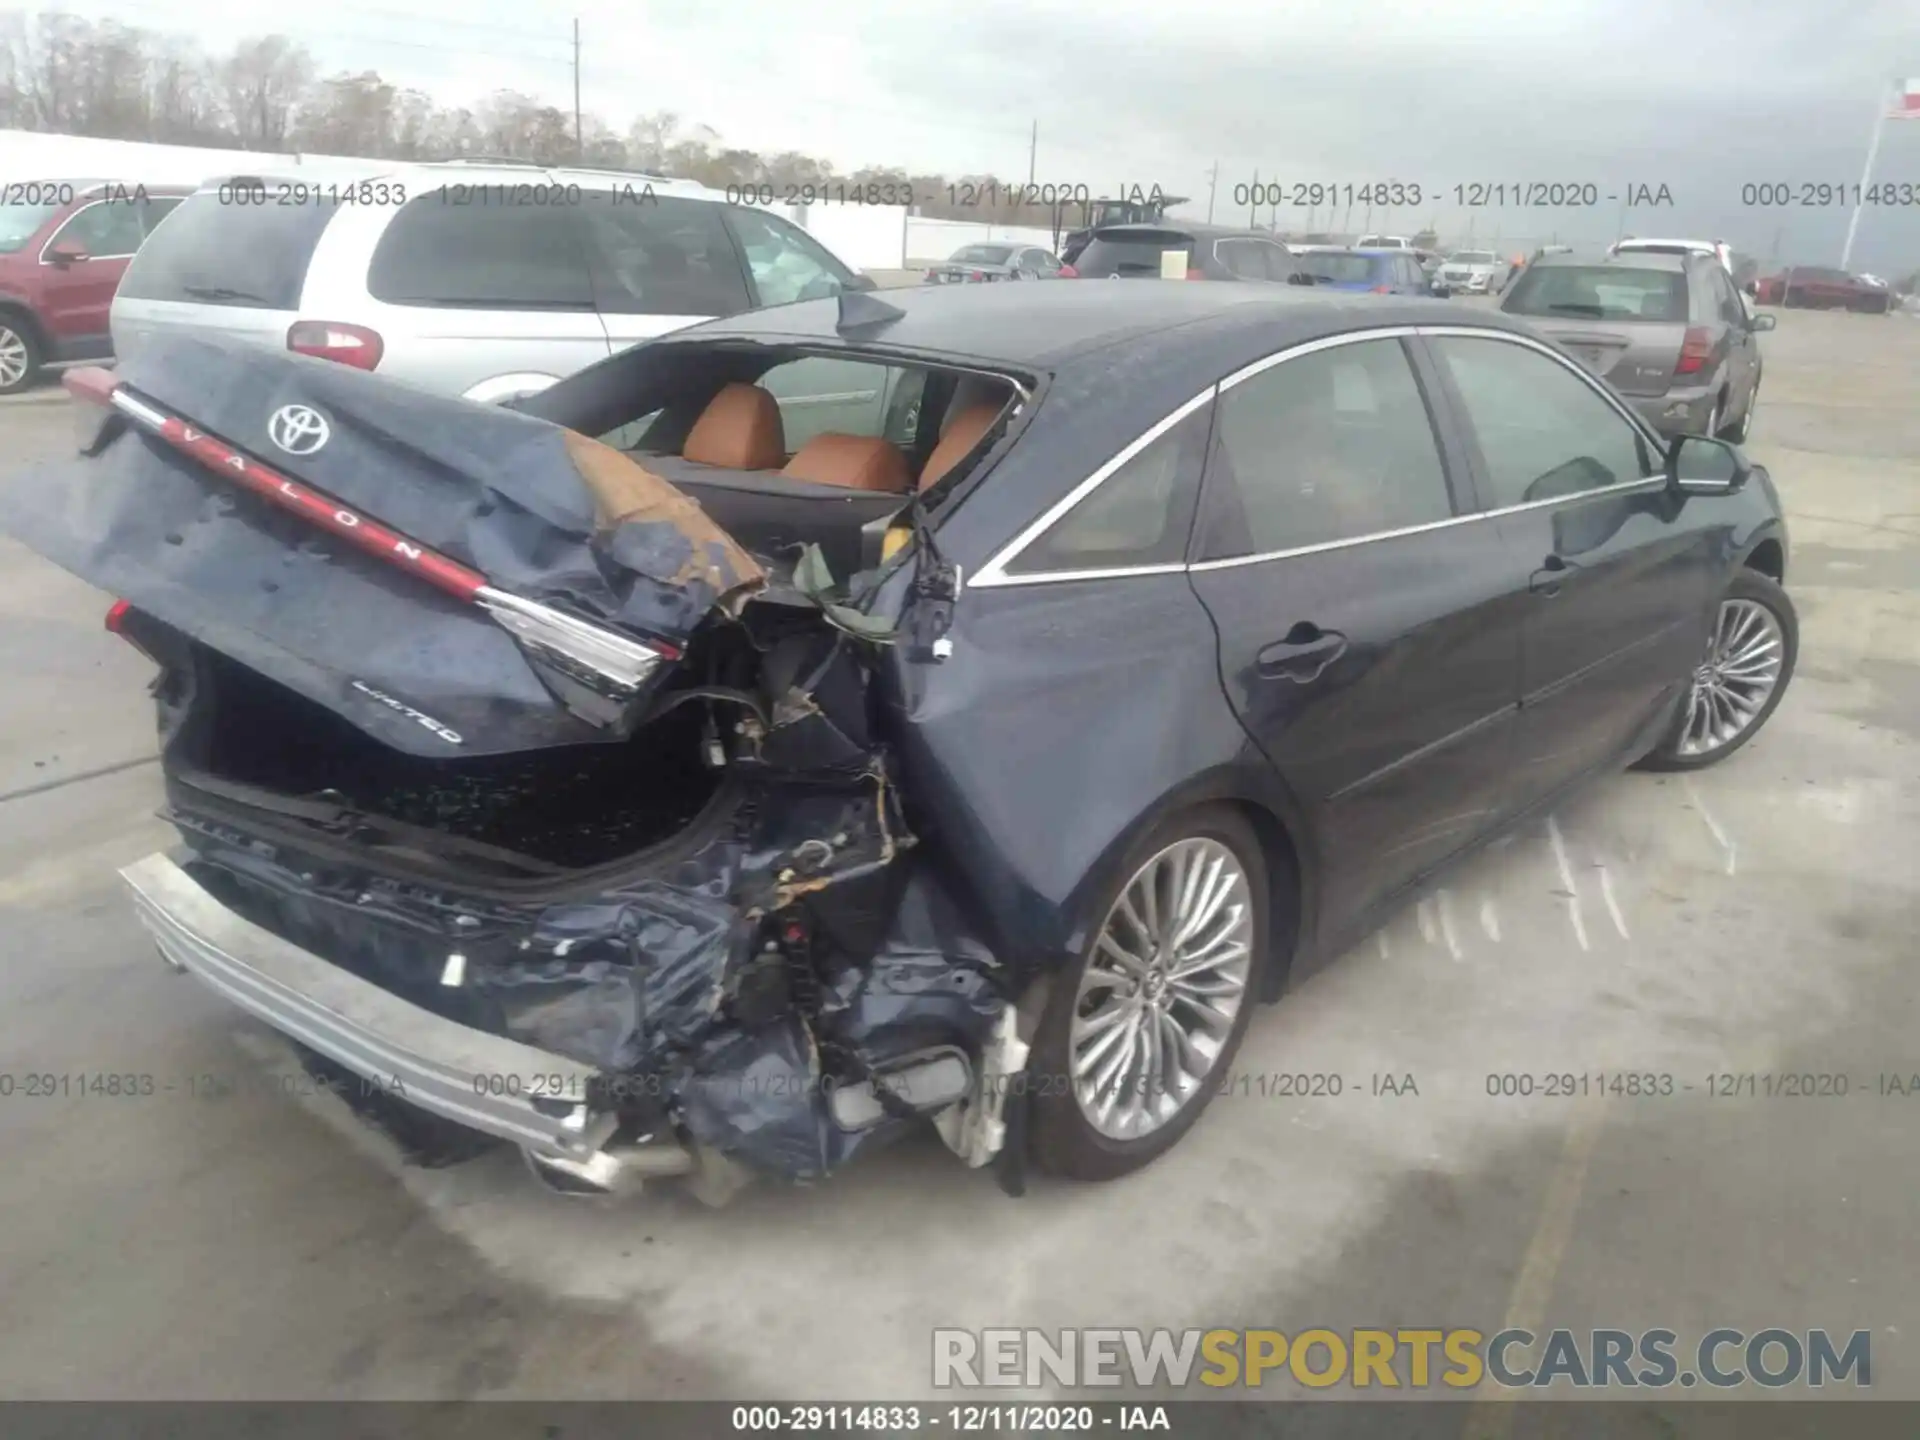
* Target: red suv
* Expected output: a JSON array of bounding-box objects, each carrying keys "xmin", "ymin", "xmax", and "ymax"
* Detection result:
[{"xmin": 0, "ymin": 181, "xmax": 192, "ymax": 394}]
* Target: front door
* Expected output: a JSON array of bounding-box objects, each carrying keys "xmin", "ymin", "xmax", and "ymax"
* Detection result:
[
  {"xmin": 1186, "ymin": 333, "xmax": 1527, "ymax": 932},
  {"xmin": 1420, "ymin": 331, "xmax": 1717, "ymax": 803}
]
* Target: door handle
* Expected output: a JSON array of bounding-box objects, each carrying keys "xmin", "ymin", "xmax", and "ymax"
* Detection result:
[
  {"xmin": 1530, "ymin": 553, "xmax": 1576, "ymax": 597},
  {"xmin": 1257, "ymin": 626, "xmax": 1348, "ymax": 683}
]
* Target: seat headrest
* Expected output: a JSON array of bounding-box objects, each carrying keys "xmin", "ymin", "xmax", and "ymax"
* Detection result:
[
  {"xmin": 684, "ymin": 383, "xmax": 785, "ymax": 470},
  {"xmin": 781, "ymin": 434, "xmax": 911, "ymax": 493},
  {"xmin": 918, "ymin": 402, "xmax": 1001, "ymax": 490}
]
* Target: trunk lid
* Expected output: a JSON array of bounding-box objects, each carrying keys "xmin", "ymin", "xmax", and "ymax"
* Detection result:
[
  {"xmin": 1525, "ymin": 318, "xmax": 1685, "ymax": 395},
  {"xmin": 0, "ymin": 333, "xmax": 766, "ymax": 758}
]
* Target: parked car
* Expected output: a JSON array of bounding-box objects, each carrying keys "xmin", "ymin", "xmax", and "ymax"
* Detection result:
[
  {"xmin": 3, "ymin": 282, "xmax": 1795, "ymax": 1194},
  {"xmin": 110, "ymin": 161, "xmax": 876, "ymax": 406},
  {"xmin": 1293, "ymin": 245, "xmax": 1438, "ymax": 296},
  {"xmin": 1611, "ymin": 237, "xmax": 1738, "ymax": 280},
  {"xmin": 1067, "ymin": 222, "xmax": 1304, "ymax": 282},
  {"xmin": 0, "ymin": 179, "xmax": 192, "ymax": 394},
  {"xmin": 1437, "ymin": 249, "xmax": 1506, "ymax": 295},
  {"xmin": 1355, "ymin": 234, "xmax": 1412, "ymax": 250},
  {"xmin": 924, "ymin": 243, "xmax": 1065, "ymax": 284},
  {"xmin": 1755, "ymin": 267, "xmax": 1896, "ymax": 313},
  {"xmin": 1501, "ymin": 251, "xmax": 1775, "ymax": 441}
]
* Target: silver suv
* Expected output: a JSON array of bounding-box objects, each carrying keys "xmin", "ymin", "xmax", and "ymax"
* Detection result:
[{"xmin": 111, "ymin": 160, "xmax": 874, "ymax": 404}]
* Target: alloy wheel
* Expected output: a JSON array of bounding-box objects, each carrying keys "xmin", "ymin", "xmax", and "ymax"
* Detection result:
[
  {"xmin": 0, "ymin": 326, "xmax": 28, "ymax": 390},
  {"xmin": 1070, "ymin": 837, "xmax": 1253, "ymax": 1139},
  {"xmin": 1678, "ymin": 598, "xmax": 1786, "ymax": 757}
]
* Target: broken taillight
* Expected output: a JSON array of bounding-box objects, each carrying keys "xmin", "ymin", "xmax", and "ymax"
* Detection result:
[
  {"xmin": 1674, "ymin": 326, "xmax": 1713, "ymax": 376},
  {"xmin": 288, "ymin": 320, "xmax": 384, "ymax": 371}
]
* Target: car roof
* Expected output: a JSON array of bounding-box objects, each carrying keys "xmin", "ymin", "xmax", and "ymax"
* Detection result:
[
  {"xmin": 1614, "ymin": 237, "xmax": 1720, "ymax": 250},
  {"xmin": 1529, "ymin": 252, "xmax": 1692, "ymax": 272},
  {"xmin": 1089, "ymin": 221, "xmax": 1281, "ymax": 241},
  {"xmin": 668, "ymin": 279, "xmax": 1533, "ymax": 375}
]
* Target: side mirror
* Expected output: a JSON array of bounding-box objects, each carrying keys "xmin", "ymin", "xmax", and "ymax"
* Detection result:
[
  {"xmin": 1666, "ymin": 434, "xmax": 1750, "ymax": 497},
  {"xmin": 1749, "ymin": 312, "xmax": 1777, "ymax": 332},
  {"xmin": 46, "ymin": 242, "xmax": 88, "ymax": 266},
  {"xmin": 845, "ymin": 273, "xmax": 878, "ymax": 293}
]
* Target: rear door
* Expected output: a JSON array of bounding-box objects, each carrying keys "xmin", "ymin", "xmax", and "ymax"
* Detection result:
[
  {"xmin": 37, "ymin": 195, "xmax": 149, "ymax": 354},
  {"xmin": 1186, "ymin": 333, "xmax": 1526, "ymax": 928},
  {"xmin": 1422, "ymin": 330, "xmax": 1716, "ymax": 802},
  {"xmin": 1701, "ymin": 262, "xmax": 1756, "ymax": 407}
]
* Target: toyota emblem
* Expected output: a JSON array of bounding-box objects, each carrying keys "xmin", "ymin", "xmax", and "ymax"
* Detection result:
[{"xmin": 268, "ymin": 404, "xmax": 330, "ymax": 456}]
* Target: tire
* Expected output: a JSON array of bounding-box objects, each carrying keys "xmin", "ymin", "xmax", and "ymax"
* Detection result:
[
  {"xmin": 1028, "ymin": 805, "xmax": 1274, "ymax": 1182},
  {"xmin": 0, "ymin": 314, "xmax": 42, "ymax": 397},
  {"xmin": 1636, "ymin": 570, "xmax": 1797, "ymax": 772},
  {"xmin": 1724, "ymin": 371, "xmax": 1759, "ymax": 444}
]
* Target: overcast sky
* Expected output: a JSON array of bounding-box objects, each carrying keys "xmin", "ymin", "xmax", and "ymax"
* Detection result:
[{"xmin": 60, "ymin": 0, "xmax": 1920, "ymax": 271}]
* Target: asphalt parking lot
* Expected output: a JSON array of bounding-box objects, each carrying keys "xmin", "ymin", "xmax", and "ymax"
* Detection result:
[{"xmin": 0, "ymin": 305, "xmax": 1916, "ymax": 1407}]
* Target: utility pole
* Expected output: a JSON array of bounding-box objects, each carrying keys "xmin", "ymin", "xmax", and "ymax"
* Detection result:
[
  {"xmin": 1248, "ymin": 168, "xmax": 1258, "ymax": 227},
  {"xmin": 572, "ymin": 19, "xmax": 583, "ymax": 160},
  {"xmin": 1028, "ymin": 121, "xmax": 1036, "ymax": 185},
  {"xmin": 1206, "ymin": 160, "xmax": 1219, "ymax": 223}
]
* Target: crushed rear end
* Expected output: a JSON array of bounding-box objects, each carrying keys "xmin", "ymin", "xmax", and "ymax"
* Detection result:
[{"xmin": 0, "ymin": 334, "xmax": 1023, "ymax": 1198}]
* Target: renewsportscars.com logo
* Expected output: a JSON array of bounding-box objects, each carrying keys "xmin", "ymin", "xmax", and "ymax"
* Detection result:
[{"xmin": 932, "ymin": 1327, "xmax": 1872, "ymax": 1391}]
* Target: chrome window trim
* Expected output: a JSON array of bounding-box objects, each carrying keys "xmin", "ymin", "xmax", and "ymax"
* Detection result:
[
  {"xmin": 970, "ymin": 322, "xmax": 1670, "ymax": 589},
  {"xmin": 970, "ymin": 386, "xmax": 1217, "ymax": 588}
]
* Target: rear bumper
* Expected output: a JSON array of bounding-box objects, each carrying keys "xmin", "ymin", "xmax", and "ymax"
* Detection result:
[
  {"xmin": 1628, "ymin": 384, "xmax": 1717, "ymax": 437},
  {"xmin": 120, "ymin": 851, "xmax": 618, "ymax": 1161}
]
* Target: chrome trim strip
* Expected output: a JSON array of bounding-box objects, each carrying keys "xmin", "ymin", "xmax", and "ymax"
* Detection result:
[
  {"xmin": 120, "ymin": 852, "xmax": 610, "ymax": 1159},
  {"xmin": 973, "ymin": 320, "xmax": 1676, "ymax": 589},
  {"xmin": 1217, "ymin": 326, "xmax": 1424, "ymax": 393},
  {"xmin": 970, "ymin": 386, "xmax": 1218, "ymax": 588},
  {"xmin": 110, "ymin": 389, "xmax": 170, "ymax": 428},
  {"xmin": 1187, "ymin": 477, "xmax": 1666, "ymax": 572}
]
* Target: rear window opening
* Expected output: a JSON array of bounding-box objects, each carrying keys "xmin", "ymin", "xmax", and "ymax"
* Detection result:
[
  {"xmin": 1504, "ymin": 266, "xmax": 1686, "ymax": 322},
  {"xmin": 117, "ymin": 188, "xmax": 342, "ymax": 309},
  {"xmin": 579, "ymin": 348, "xmax": 1024, "ymax": 573}
]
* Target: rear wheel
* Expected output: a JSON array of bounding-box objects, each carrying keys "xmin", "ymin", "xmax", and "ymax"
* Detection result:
[
  {"xmin": 1028, "ymin": 806, "xmax": 1271, "ymax": 1181},
  {"xmin": 0, "ymin": 316, "xmax": 41, "ymax": 396},
  {"xmin": 1637, "ymin": 571, "xmax": 1796, "ymax": 771}
]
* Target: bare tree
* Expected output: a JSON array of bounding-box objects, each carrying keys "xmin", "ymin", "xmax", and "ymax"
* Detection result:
[
  {"xmin": 625, "ymin": 110, "xmax": 678, "ymax": 170},
  {"xmin": 293, "ymin": 70, "xmax": 398, "ymax": 156},
  {"xmin": 221, "ymin": 34, "xmax": 314, "ymax": 150}
]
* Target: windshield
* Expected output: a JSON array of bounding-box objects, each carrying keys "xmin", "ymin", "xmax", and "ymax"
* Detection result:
[
  {"xmin": 1503, "ymin": 264, "xmax": 1687, "ymax": 321},
  {"xmin": 0, "ymin": 201, "xmax": 62, "ymax": 254},
  {"xmin": 1296, "ymin": 251, "xmax": 1376, "ymax": 283},
  {"xmin": 949, "ymin": 245, "xmax": 1013, "ymax": 265}
]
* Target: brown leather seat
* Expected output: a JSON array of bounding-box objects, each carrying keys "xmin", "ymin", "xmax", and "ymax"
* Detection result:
[
  {"xmin": 684, "ymin": 383, "xmax": 785, "ymax": 470},
  {"xmin": 781, "ymin": 434, "xmax": 911, "ymax": 493},
  {"xmin": 917, "ymin": 402, "xmax": 1001, "ymax": 490}
]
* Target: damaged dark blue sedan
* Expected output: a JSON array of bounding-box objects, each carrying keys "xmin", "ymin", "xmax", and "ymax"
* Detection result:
[{"xmin": 0, "ymin": 281, "xmax": 1795, "ymax": 1198}]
